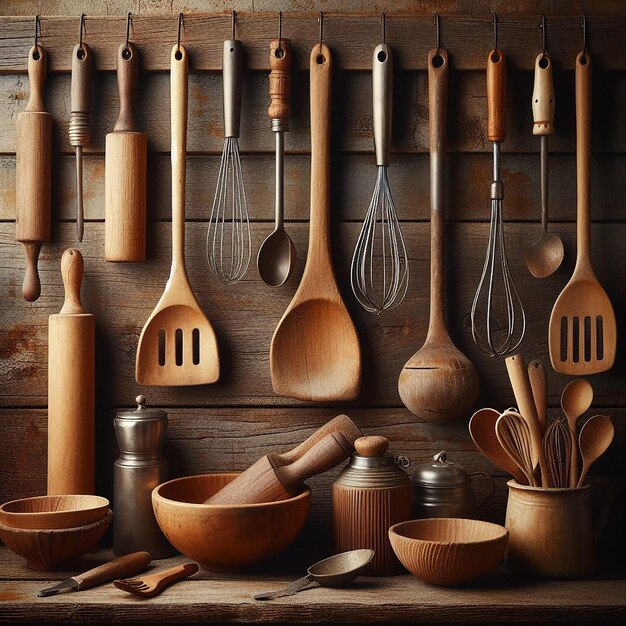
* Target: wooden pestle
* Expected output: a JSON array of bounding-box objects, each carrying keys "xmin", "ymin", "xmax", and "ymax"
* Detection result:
[
  {"xmin": 47, "ymin": 249, "xmax": 95, "ymax": 495},
  {"xmin": 16, "ymin": 45, "xmax": 52, "ymax": 302},
  {"xmin": 105, "ymin": 42, "xmax": 147, "ymax": 262},
  {"xmin": 205, "ymin": 416, "xmax": 362, "ymax": 505}
]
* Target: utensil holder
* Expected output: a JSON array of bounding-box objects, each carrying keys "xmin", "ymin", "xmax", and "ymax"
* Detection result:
[{"xmin": 505, "ymin": 479, "xmax": 612, "ymax": 578}]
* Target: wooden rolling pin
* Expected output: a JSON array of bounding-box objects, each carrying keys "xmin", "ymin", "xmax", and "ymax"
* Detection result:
[
  {"xmin": 105, "ymin": 41, "xmax": 147, "ymax": 262},
  {"xmin": 206, "ymin": 428, "xmax": 358, "ymax": 505},
  {"xmin": 16, "ymin": 44, "xmax": 52, "ymax": 301},
  {"xmin": 48, "ymin": 249, "xmax": 95, "ymax": 495}
]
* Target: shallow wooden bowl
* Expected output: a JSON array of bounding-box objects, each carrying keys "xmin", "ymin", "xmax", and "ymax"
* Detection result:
[
  {"xmin": 152, "ymin": 473, "xmax": 310, "ymax": 571},
  {"xmin": 0, "ymin": 509, "xmax": 112, "ymax": 571},
  {"xmin": 389, "ymin": 518, "xmax": 508, "ymax": 586},
  {"xmin": 0, "ymin": 495, "xmax": 110, "ymax": 530}
]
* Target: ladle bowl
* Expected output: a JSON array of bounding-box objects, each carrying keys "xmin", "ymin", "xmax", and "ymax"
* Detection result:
[
  {"xmin": 257, "ymin": 227, "xmax": 296, "ymax": 287},
  {"xmin": 524, "ymin": 232, "xmax": 564, "ymax": 279}
]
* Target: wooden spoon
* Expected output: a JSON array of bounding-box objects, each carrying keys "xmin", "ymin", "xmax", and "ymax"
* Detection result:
[
  {"xmin": 561, "ymin": 378, "xmax": 593, "ymax": 487},
  {"xmin": 469, "ymin": 408, "xmax": 527, "ymax": 484},
  {"xmin": 577, "ymin": 415, "xmax": 614, "ymax": 488},
  {"xmin": 270, "ymin": 43, "xmax": 361, "ymax": 401},
  {"xmin": 398, "ymin": 48, "xmax": 478, "ymax": 423}
]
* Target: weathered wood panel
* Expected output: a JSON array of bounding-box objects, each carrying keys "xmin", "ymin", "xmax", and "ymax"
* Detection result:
[{"xmin": 3, "ymin": 13, "xmax": 626, "ymax": 72}]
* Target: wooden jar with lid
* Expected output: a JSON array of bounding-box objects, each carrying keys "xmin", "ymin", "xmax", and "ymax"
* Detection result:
[{"xmin": 332, "ymin": 436, "xmax": 413, "ymax": 575}]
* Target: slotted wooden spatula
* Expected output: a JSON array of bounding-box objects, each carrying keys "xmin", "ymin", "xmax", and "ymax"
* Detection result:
[
  {"xmin": 135, "ymin": 45, "xmax": 219, "ymax": 386},
  {"xmin": 548, "ymin": 51, "xmax": 616, "ymax": 375}
]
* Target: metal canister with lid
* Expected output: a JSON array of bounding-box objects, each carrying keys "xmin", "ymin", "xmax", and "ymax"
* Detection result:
[
  {"xmin": 412, "ymin": 451, "xmax": 494, "ymax": 519},
  {"xmin": 332, "ymin": 436, "xmax": 413, "ymax": 576},
  {"xmin": 114, "ymin": 395, "xmax": 174, "ymax": 558}
]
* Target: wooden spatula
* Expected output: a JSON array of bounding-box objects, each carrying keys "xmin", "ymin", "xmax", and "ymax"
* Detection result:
[
  {"xmin": 548, "ymin": 50, "xmax": 616, "ymax": 375},
  {"xmin": 135, "ymin": 44, "xmax": 219, "ymax": 386},
  {"xmin": 269, "ymin": 43, "xmax": 361, "ymax": 401}
]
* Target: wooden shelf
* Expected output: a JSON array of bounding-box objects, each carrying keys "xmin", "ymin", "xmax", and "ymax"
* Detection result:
[{"xmin": 0, "ymin": 548, "xmax": 625, "ymax": 623}]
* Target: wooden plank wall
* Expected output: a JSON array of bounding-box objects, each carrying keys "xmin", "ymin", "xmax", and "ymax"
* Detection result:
[{"xmin": 1, "ymin": 0, "xmax": 625, "ymax": 569}]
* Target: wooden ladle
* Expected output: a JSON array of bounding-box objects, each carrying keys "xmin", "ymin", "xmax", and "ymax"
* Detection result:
[
  {"xmin": 270, "ymin": 44, "xmax": 361, "ymax": 401},
  {"xmin": 561, "ymin": 378, "xmax": 593, "ymax": 487},
  {"xmin": 577, "ymin": 415, "xmax": 614, "ymax": 488},
  {"xmin": 398, "ymin": 48, "xmax": 478, "ymax": 422}
]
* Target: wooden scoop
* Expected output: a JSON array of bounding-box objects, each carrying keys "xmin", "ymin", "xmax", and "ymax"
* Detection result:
[
  {"xmin": 270, "ymin": 44, "xmax": 361, "ymax": 401},
  {"xmin": 561, "ymin": 378, "xmax": 593, "ymax": 487},
  {"xmin": 135, "ymin": 45, "xmax": 219, "ymax": 386},
  {"xmin": 548, "ymin": 51, "xmax": 616, "ymax": 374}
]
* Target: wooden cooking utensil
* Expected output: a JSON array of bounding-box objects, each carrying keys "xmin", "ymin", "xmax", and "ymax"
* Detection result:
[
  {"xmin": 16, "ymin": 44, "xmax": 51, "ymax": 302},
  {"xmin": 270, "ymin": 43, "xmax": 361, "ymax": 401},
  {"xmin": 548, "ymin": 51, "xmax": 616, "ymax": 374},
  {"xmin": 561, "ymin": 378, "xmax": 593, "ymax": 488},
  {"xmin": 136, "ymin": 45, "xmax": 220, "ymax": 386},
  {"xmin": 469, "ymin": 408, "xmax": 527, "ymax": 484},
  {"xmin": 577, "ymin": 415, "xmax": 614, "ymax": 488},
  {"xmin": 48, "ymin": 249, "xmax": 95, "ymax": 495},
  {"xmin": 527, "ymin": 359, "xmax": 547, "ymax": 434},
  {"xmin": 495, "ymin": 410, "xmax": 537, "ymax": 487},
  {"xmin": 105, "ymin": 42, "xmax": 147, "ymax": 262},
  {"xmin": 505, "ymin": 354, "xmax": 549, "ymax": 486},
  {"xmin": 205, "ymin": 432, "xmax": 354, "ymax": 505},
  {"xmin": 115, "ymin": 562, "xmax": 199, "ymax": 598},
  {"xmin": 398, "ymin": 48, "xmax": 479, "ymax": 423}
]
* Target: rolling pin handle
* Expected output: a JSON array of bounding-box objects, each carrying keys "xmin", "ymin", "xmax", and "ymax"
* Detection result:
[{"xmin": 21, "ymin": 242, "xmax": 42, "ymax": 302}]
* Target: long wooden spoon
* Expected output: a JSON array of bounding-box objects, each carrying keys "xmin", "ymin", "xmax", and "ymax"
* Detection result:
[
  {"xmin": 577, "ymin": 415, "xmax": 614, "ymax": 488},
  {"xmin": 270, "ymin": 43, "xmax": 361, "ymax": 401},
  {"xmin": 135, "ymin": 45, "xmax": 219, "ymax": 386},
  {"xmin": 561, "ymin": 378, "xmax": 593, "ymax": 488}
]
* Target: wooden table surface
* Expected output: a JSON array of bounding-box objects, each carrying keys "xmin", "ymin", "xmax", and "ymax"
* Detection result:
[{"xmin": 0, "ymin": 548, "xmax": 625, "ymax": 624}]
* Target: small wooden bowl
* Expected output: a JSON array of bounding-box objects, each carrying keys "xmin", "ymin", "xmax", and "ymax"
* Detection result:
[
  {"xmin": 0, "ymin": 510, "xmax": 112, "ymax": 571},
  {"xmin": 0, "ymin": 495, "xmax": 110, "ymax": 530},
  {"xmin": 152, "ymin": 473, "xmax": 310, "ymax": 571},
  {"xmin": 389, "ymin": 518, "xmax": 508, "ymax": 586}
]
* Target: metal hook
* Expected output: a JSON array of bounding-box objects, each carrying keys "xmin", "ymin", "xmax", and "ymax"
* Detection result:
[
  {"xmin": 34, "ymin": 15, "xmax": 41, "ymax": 49},
  {"xmin": 177, "ymin": 12, "xmax": 183, "ymax": 50},
  {"xmin": 125, "ymin": 12, "xmax": 131, "ymax": 49},
  {"xmin": 581, "ymin": 14, "xmax": 587, "ymax": 53},
  {"xmin": 318, "ymin": 12, "xmax": 324, "ymax": 47},
  {"xmin": 540, "ymin": 14, "xmax": 546, "ymax": 58},
  {"xmin": 492, "ymin": 12, "xmax": 498, "ymax": 51},
  {"xmin": 435, "ymin": 12, "xmax": 440, "ymax": 54},
  {"xmin": 232, "ymin": 10, "xmax": 236, "ymax": 40},
  {"xmin": 78, "ymin": 13, "xmax": 86, "ymax": 50},
  {"xmin": 381, "ymin": 12, "xmax": 386, "ymax": 44}
]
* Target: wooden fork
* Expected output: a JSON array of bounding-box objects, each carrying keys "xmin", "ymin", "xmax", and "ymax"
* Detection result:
[{"xmin": 114, "ymin": 563, "xmax": 199, "ymax": 598}]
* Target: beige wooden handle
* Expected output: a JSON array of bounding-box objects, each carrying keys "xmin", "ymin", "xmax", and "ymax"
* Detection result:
[
  {"xmin": 532, "ymin": 53, "xmax": 555, "ymax": 136},
  {"xmin": 26, "ymin": 45, "xmax": 47, "ymax": 112},
  {"xmin": 71, "ymin": 43, "xmax": 92, "ymax": 118},
  {"xmin": 274, "ymin": 432, "xmax": 353, "ymax": 492},
  {"xmin": 528, "ymin": 360, "xmax": 547, "ymax": 433},
  {"xmin": 21, "ymin": 242, "xmax": 42, "ymax": 302},
  {"xmin": 59, "ymin": 248, "xmax": 86, "ymax": 315},
  {"xmin": 486, "ymin": 48, "xmax": 506, "ymax": 142},
  {"xmin": 372, "ymin": 43, "xmax": 392, "ymax": 166},
  {"xmin": 150, "ymin": 562, "xmax": 199, "ymax": 587},
  {"xmin": 75, "ymin": 552, "xmax": 152, "ymax": 590},
  {"xmin": 114, "ymin": 42, "xmax": 139, "ymax": 132},
  {"xmin": 268, "ymin": 38, "xmax": 291, "ymax": 121},
  {"xmin": 170, "ymin": 44, "xmax": 188, "ymax": 271},
  {"xmin": 576, "ymin": 50, "xmax": 592, "ymax": 264}
]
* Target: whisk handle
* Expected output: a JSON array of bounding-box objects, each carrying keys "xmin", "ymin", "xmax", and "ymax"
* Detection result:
[
  {"xmin": 372, "ymin": 43, "xmax": 392, "ymax": 167},
  {"xmin": 224, "ymin": 39, "xmax": 243, "ymax": 138},
  {"xmin": 487, "ymin": 48, "xmax": 506, "ymax": 143},
  {"xmin": 269, "ymin": 38, "xmax": 291, "ymax": 122},
  {"xmin": 532, "ymin": 53, "xmax": 555, "ymax": 136}
]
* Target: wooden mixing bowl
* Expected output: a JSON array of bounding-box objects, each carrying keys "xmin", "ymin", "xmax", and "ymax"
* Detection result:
[
  {"xmin": 389, "ymin": 518, "xmax": 508, "ymax": 586},
  {"xmin": 152, "ymin": 473, "xmax": 310, "ymax": 571},
  {"xmin": 0, "ymin": 509, "xmax": 112, "ymax": 571},
  {"xmin": 0, "ymin": 495, "xmax": 109, "ymax": 529}
]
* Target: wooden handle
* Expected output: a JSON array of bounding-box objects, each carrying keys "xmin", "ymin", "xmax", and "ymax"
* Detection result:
[
  {"xmin": 171, "ymin": 44, "xmax": 188, "ymax": 272},
  {"xmin": 280, "ymin": 414, "xmax": 362, "ymax": 464},
  {"xmin": 372, "ymin": 43, "xmax": 392, "ymax": 166},
  {"xmin": 26, "ymin": 45, "xmax": 47, "ymax": 112},
  {"xmin": 528, "ymin": 360, "xmax": 547, "ymax": 434},
  {"xmin": 274, "ymin": 432, "xmax": 353, "ymax": 492},
  {"xmin": 532, "ymin": 53, "xmax": 555, "ymax": 136},
  {"xmin": 114, "ymin": 42, "xmax": 139, "ymax": 132},
  {"xmin": 75, "ymin": 552, "xmax": 151, "ymax": 590},
  {"xmin": 505, "ymin": 354, "xmax": 549, "ymax": 486},
  {"xmin": 150, "ymin": 563, "xmax": 199, "ymax": 587},
  {"xmin": 71, "ymin": 43, "xmax": 92, "ymax": 119},
  {"xmin": 21, "ymin": 242, "xmax": 42, "ymax": 301},
  {"xmin": 59, "ymin": 248, "xmax": 86, "ymax": 315},
  {"xmin": 486, "ymin": 49, "xmax": 506, "ymax": 142},
  {"xmin": 355, "ymin": 435, "xmax": 388, "ymax": 457},
  {"xmin": 427, "ymin": 47, "xmax": 448, "ymax": 339},
  {"xmin": 268, "ymin": 38, "xmax": 291, "ymax": 120},
  {"xmin": 576, "ymin": 50, "xmax": 592, "ymax": 265},
  {"xmin": 223, "ymin": 39, "xmax": 243, "ymax": 138}
]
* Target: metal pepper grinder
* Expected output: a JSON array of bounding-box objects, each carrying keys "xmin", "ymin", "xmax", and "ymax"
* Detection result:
[{"xmin": 114, "ymin": 395, "xmax": 174, "ymax": 558}]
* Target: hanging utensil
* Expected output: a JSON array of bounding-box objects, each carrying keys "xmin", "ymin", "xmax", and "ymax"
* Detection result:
[
  {"xmin": 350, "ymin": 13, "xmax": 408, "ymax": 314},
  {"xmin": 577, "ymin": 415, "xmax": 614, "ymax": 488},
  {"xmin": 207, "ymin": 10, "xmax": 251, "ymax": 284},
  {"xmin": 257, "ymin": 14, "xmax": 296, "ymax": 287},
  {"xmin": 560, "ymin": 378, "xmax": 593, "ymax": 487},
  {"xmin": 548, "ymin": 46, "xmax": 616, "ymax": 374},
  {"xmin": 471, "ymin": 15, "xmax": 525, "ymax": 357},
  {"xmin": 136, "ymin": 39, "xmax": 220, "ymax": 386},
  {"xmin": 398, "ymin": 37, "xmax": 478, "ymax": 423}
]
